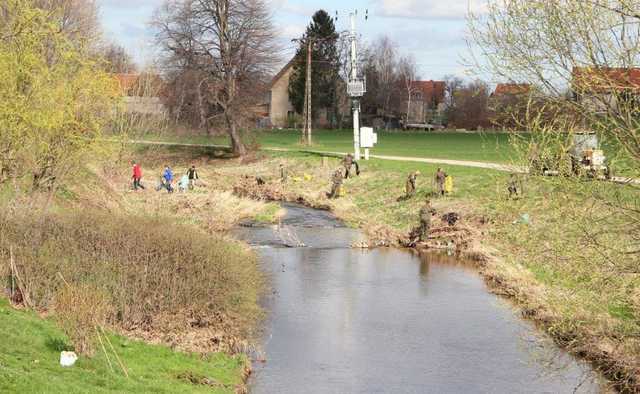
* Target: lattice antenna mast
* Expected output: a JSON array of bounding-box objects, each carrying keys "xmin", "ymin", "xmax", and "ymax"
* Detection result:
[{"xmin": 340, "ymin": 9, "xmax": 368, "ymax": 160}]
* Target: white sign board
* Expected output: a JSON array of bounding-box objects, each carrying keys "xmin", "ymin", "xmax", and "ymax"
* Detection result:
[
  {"xmin": 360, "ymin": 127, "xmax": 377, "ymax": 148},
  {"xmin": 347, "ymin": 80, "xmax": 365, "ymax": 97}
]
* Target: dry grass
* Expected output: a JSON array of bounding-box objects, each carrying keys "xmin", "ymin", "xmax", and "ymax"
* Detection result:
[
  {"xmin": 53, "ymin": 283, "xmax": 112, "ymax": 356},
  {"xmin": 0, "ymin": 206, "xmax": 263, "ymax": 354}
]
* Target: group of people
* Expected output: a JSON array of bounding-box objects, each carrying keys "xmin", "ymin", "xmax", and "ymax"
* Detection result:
[
  {"xmin": 403, "ymin": 167, "xmax": 452, "ymax": 200},
  {"xmin": 130, "ymin": 161, "xmax": 199, "ymax": 194}
]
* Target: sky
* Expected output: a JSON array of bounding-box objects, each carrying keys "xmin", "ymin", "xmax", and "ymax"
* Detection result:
[{"xmin": 99, "ymin": 0, "xmax": 487, "ymax": 81}]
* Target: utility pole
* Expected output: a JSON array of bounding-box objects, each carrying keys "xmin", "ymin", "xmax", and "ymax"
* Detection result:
[
  {"xmin": 347, "ymin": 11, "xmax": 365, "ymax": 160},
  {"xmin": 302, "ymin": 39, "xmax": 313, "ymax": 145}
]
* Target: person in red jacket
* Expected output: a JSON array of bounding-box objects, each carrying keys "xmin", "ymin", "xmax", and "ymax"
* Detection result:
[{"xmin": 132, "ymin": 161, "xmax": 145, "ymax": 190}]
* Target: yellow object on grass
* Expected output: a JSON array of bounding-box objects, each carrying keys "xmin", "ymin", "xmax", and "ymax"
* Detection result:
[
  {"xmin": 303, "ymin": 173, "xmax": 313, "ymax": 181},
  {"xmin": 444, "ymin": 176, "xmax": 453, "ymax": 194},
  {"xmin": 292, "ymin": 176, "xmax": 302, "ymax": 183},
  {"xmin": 339, "ymin": 186, "xmax": 346, "ymax": 197}
]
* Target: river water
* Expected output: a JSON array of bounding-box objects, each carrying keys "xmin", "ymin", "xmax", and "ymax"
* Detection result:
[{"xmin": 235, "ymin": 204, "xmax": 602, "ymax": 393}]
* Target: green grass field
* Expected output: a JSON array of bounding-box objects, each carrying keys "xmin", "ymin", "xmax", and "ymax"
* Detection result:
[
  {"xmin": 142, "ymin": 129, "xmax": 518, "ymax": 164},
  {"xmin": 0, "ymin": 299, "xmax": 246, "ymax": 393}
]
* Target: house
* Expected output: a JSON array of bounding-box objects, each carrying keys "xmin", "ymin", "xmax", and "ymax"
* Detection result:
[
  {"xmin": 491, "ymin": 83, "xmax": 530, "ymax": 97},
  {"xmin": 268, "ymin": 58, "xmax": 350, "ymax": 128},
  {"xmin": 404, "ymin": 80, "xmax": 446, "ymax": 124},
  {"xmin": 268, "ymin": 59, "xmax": 297, "ymax": 128},
  {"xmin": 572, "ymin": 67, "xmax": 640, "ymax": 113},
  {"xmin": 114, "ymin": 73, "xmax": 166, "ymax": 116}
]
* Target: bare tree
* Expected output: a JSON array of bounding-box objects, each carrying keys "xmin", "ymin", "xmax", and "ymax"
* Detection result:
[
  {"xmin": 372, "ymin": 36, "xmax": 399, "ymax": 118},
  {"xmin": 35, "ymin": 0, "xmax": 101, "ymax": 43},
  {"xmin": 448, "ymin": 79, "xmax": 491, "ymax": 130},
  {"xmin": 154, "ymin": 0, "xmax": 279, "ymax": 156},
  {"xmin": 101, "ymin": 43, "xmax": 137, "ymax": 74},
  {"xmin": 398, "ymin": 55, "xmax": 418, "ymax": 125}
]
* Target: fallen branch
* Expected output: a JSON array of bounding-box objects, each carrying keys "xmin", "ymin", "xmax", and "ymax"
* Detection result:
[{"xmin": 9, "ymin": 246, "xmax": 33, "ymax": 308}]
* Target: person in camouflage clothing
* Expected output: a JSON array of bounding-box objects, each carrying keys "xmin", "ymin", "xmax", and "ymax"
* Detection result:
[
  {"xmin": 418, "ymin": 198, "xmax": 437, "ymax": 242},
  {"xmin": 327, "ymin": 168, "xmax": 344, "ymax": 199},
  {"xmin": 342, "ymin": 154, "xmax": 359, "ymax": 178},
  {"xmin": 405, "ymin": 171, "xmax": 420, "ymax": 198}
]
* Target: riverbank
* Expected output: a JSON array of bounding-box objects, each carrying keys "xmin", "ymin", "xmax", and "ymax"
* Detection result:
[
  {"xmin": 0, "ymin": 147, "xmax": 279, "ymax": 393},
  {"xmin": 6, "ymin": 143, "xmax": 634, "ymax": 392},
  {"xmin": 131, "ymin": 145, "xmax": 636, "ymax": 392},
  {"xmin": 0, "ymin": 298, "xmax": 249, "ymax": 393}
]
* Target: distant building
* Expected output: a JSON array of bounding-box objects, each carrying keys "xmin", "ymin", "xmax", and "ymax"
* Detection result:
[
  {"xmin": 572, "ymin": 67, "xmax": 640, "ymax": 113},
  {"xmin": 268, "ymin": 58, "xmax": 350, "ymax": 128},
  {"xmin": 114, "ymin": 73, "xmax": 166, "ymax": 116},
  {"xmin": 491, "ymin": 83, "xmax": 531, "ymax": 97},
  {"xmin": 404, "ymin": 80, "xmax": 446, "ymax": 124},
  {"xmin": 268, "ymin": 59, "xmax": 297, "ymax": 128}
]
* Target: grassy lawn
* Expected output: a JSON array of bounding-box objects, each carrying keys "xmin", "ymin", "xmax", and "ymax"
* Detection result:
[
  {"xmin": 140, "ymin": 129, "xmax": 518, "ymax": 164},
  {"xmin": 0, "ymin": 299, "xmax": 247, "ymax": 393}
]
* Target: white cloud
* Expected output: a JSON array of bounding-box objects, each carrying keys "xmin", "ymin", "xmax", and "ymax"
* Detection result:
[{"xmin": 371, "ymin": 0, "xmax": 487, "ymax": 20}]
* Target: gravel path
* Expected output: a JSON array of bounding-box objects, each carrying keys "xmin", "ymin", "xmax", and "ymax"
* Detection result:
[{"xmin": 130, "ymin": 140, "xmax": 639, "ymax": 184}]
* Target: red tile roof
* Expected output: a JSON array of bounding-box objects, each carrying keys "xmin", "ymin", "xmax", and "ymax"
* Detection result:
[
  {"xmin": 572, "ymin": 67, "xmax": 640, "ymax": 93},
  {"xmin": 411, "ymin": 80, "xmax": 446, "ymax": 104},
  {"xmin": 493, "ymin": 83, "xmax": 530, "ymax": 96}
]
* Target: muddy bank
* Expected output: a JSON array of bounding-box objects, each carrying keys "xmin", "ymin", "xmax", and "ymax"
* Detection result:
[{"xmin": 232, "ymin": 178, "xmax": 636, "ymax": 392}]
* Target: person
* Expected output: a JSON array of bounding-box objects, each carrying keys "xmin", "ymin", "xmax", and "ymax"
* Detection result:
[
  {"xmin": 418, "ymin": 198, "xmax": 437, "ymax": 242},
  {"xmin": 187, "ymin": 165, "xmax": 199, "ymax": 189},
  {"xmin": 132, "ymin": 161, "xmax": 144, "ymax": 190},
  {"xmin": 157, "ymin": 165, "xmax": 174, "ymax": 193},
  {"xmin": 178, "ymin": 174, "xmax": 189, "ymax": 192},
  {"xmin": 342, "ymin": 153, "xmax": 360, "ymax": 179},
  {"xmin": 405, "ymin": 171, "xmax": 420, "ymax": 198},
  {"xmin": 279, "ymin": 163, "xmax": 288, "ymax": 184},
  {"xmin": 507, "ymin": 174, "xmax": 519, "ymax": 199},
  {"xmin": 435, "ymin": 167, "xmax": 447, "ymax": 197},
  {"xmin": 327, "ymin": 168, "xmax": 344, "ymax": 199}
]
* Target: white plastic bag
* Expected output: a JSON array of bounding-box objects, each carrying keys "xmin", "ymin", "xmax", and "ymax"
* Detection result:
[{"xmin": 60, "ymin": 351, "xmax": 78, "ymax": 367}]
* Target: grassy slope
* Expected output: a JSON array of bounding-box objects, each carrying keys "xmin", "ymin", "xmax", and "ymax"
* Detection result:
[
  {"xmin": 0, "ymin": 299, "xmax": 246, "ymax": 393},
  {"xmin": 141, "ymin": 130, "xmax": 517, "ymax": 164},
  {"xmin": 262, "ymin": 150, "xmax": 502, "ymax": 232}
]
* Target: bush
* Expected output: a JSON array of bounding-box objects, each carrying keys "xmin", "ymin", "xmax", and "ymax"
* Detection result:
[
  {"xmin": 0, "ymin": 208, "xmax": 263, "ymax": 339},
  {"xmin": 54, "ymin": 283, "xmax": 112, "ymax": 356}
]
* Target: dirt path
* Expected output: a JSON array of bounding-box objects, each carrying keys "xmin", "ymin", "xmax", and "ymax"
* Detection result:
[{"xmin": 131, "ymin": 140, "xmax": 640, "ymax": 184}]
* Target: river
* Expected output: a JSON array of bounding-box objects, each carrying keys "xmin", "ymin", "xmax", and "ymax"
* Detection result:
[{"xmin": 234, "ymin": 204, "xmax": 603, "ymax": 393}]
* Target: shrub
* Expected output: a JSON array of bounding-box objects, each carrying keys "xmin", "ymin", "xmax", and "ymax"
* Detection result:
[
  {"xmin": 0, "ymin": 208, "xmax": 263, "ymax": 340},
  {"xmin": 54, "ymin": 283, "xmax": 112, "ymax": 356}
]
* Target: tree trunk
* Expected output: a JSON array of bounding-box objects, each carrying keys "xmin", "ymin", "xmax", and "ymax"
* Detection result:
[
  {"xmin": 196, "ymin": 79, "xmax": 209, "ymax": 135},
  {"xmin": 226, "ymin": 112, "xmax": 246, "ymax": 156}
]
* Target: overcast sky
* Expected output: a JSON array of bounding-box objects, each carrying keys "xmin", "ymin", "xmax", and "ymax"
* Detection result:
[{"xmin": 99, "ymin": 0, "xmax": 487, "ymax": 80}]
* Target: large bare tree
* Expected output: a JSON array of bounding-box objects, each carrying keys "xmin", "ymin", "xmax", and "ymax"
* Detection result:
[
  {"xmin": 154, "ymin": 0, "xmax": 279, "ymax": 156},
  {"xmin": 372, "ymin": 36, "xmax": 399, "ymax": 118}
]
